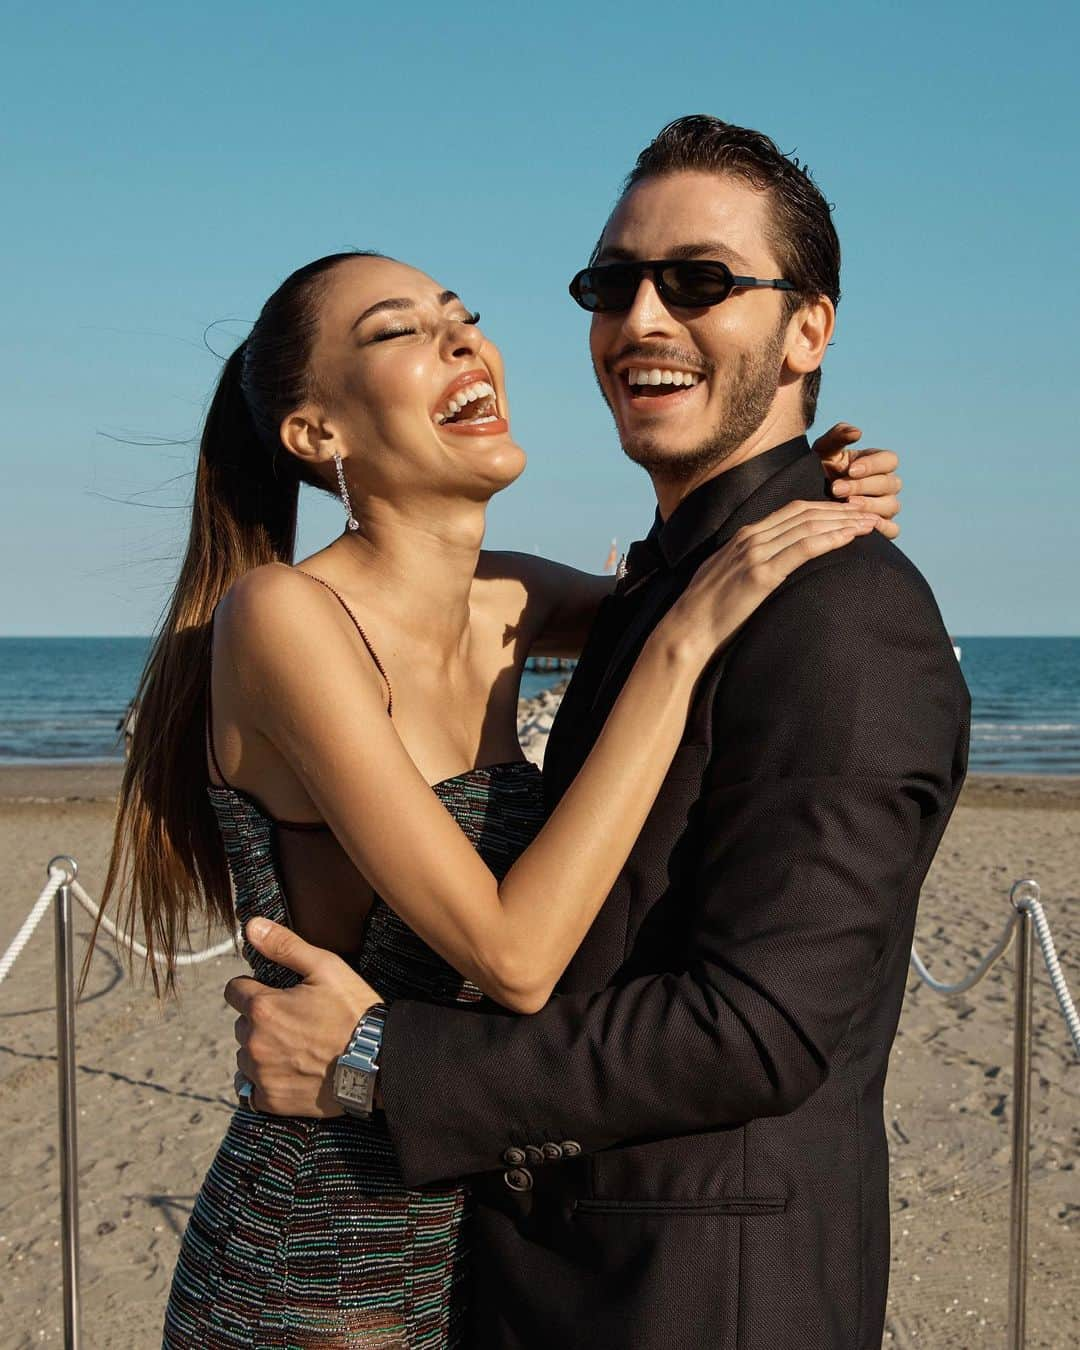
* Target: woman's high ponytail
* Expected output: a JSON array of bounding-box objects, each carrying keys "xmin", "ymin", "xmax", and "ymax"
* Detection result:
[{"xmin": 93, "ymin": 251, "xmax": 376, "ymax": 991}]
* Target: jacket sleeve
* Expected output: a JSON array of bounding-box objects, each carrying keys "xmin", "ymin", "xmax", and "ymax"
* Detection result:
[{"xmin": 378, "ymin": 551, "xmax": 970, "ymax": 1187}]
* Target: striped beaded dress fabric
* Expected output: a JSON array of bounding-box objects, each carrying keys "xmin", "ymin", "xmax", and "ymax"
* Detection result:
[{"xmin": 163, "ymin": 760, "xmax": 546, "ymax": 1350}]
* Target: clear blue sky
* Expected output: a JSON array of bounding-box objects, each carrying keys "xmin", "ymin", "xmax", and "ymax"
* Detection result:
[{"xmin": 4, "ymin": 0, "xmax": 1077, "ymax": 636}]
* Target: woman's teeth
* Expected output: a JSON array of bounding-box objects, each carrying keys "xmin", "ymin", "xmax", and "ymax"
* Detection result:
[
  {"xmin": 626, "ymin": 368, "xmax": 702, "ymax": 387},
  {"xmin": 433, "ymin": 380, "xmax": 497, "ymax": 424}
]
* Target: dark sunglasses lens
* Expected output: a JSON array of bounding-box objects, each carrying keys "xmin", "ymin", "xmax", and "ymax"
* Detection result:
[
  {"xmin": 570, "ymin": 265, "xmax": 639, "ymax": 312},
  {"xmin": 659, "ymin": 261, "xmax": 733, "ymax": 306}
]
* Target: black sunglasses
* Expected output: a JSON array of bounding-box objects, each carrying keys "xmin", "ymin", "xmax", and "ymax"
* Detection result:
[{"xmin": 568, "ymin": 259, "xmax": 796, "ymax": 313}]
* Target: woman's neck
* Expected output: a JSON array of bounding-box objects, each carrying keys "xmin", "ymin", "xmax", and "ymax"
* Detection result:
[{"xmin": 308, "ymin": 495, "xmax": 487, "ymax": 664}]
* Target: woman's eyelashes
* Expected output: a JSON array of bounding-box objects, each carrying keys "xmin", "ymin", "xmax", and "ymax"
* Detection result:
[
  {"xmin": 368, "ymin": 311, "xmax": 480, "ymax": 344},
  {"xmin": 371, "ymin": 325, "xmax": 417, "ymax": 342}
]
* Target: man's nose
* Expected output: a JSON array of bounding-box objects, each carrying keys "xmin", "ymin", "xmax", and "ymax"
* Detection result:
[{"xmin": 620, "ymin": 276, "xmax": 674, "ymax": 341}]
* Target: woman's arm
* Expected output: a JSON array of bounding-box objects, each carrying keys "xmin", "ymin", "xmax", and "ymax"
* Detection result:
[{"xmin": 220, "ymin": 502, "xmax": 877, "ymax": 1014}]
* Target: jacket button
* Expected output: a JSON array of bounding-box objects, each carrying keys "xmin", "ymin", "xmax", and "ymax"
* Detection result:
[
  {"xmin": 561, "ymin": 1140, "xmax": 582, "ymax": 1157},
  {"xmin": 502, "ymin": 1147, "xmax": 526, "ymax": 1167},
  {"xmin": 504, "ymin": 1167, "xmax": 533, "ymax": 1193},
  {"xmin": 524, "ymin": 1145, "xmax": 544, "ymax": 1167},
  {"xmin": 541, "ymin": 1142, "xmax": 564, "ymax": 1162}
]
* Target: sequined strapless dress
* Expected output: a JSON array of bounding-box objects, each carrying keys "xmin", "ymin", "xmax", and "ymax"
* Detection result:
[{"xmin": 163, "ymin": 760, "xmax": 546, "ymax": 1349}]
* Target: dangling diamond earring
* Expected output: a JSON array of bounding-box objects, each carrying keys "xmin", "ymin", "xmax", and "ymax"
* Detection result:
[{"xmin": 332, "ymin": 452, "xmax": 359, "ymax": 532}]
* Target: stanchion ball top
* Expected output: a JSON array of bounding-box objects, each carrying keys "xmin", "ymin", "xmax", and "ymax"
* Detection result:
[
  {"xmin": 47, "ymin": 855, "xmax": 79, "ymax": 884},
  {"xmin": 1010, "ymin": 878, "xmax": 1041, "ymax": 910}
]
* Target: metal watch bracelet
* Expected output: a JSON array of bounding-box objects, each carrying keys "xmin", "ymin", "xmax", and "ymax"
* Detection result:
[{"xmin": 333, "ymin": 1002, "xmax": 388, "ymax": 1119}]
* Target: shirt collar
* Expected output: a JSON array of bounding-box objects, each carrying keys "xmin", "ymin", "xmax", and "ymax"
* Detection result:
[{"xmin": 649, "ymin": 435, "xmax": 812, "ymax": 568}]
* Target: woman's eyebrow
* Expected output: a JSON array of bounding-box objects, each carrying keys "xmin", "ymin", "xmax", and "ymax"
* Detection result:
[{"xmin": 351, "ymin": 290, "xmax": 461, "ymax": 330}]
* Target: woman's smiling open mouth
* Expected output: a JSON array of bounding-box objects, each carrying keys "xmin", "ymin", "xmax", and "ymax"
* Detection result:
[{"xmin": 432, "ymin": 370, "xmax": 508, "ymax": 436}]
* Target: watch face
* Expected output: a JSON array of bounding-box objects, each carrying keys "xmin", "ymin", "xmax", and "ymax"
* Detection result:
[{"xmin": 335, "ymin": 1063, "xmax": 375, "ymax": 1113}]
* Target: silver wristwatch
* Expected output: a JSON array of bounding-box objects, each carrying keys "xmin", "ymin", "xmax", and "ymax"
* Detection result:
[{"xmin": 333, "ymin": 1002, "xmax": 388, "ymax": 1119}]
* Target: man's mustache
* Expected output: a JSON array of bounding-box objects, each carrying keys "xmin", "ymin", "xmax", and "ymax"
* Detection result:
[{"xmin": 606, "ymin": 344, "xmax": 713, "ymax": 377}]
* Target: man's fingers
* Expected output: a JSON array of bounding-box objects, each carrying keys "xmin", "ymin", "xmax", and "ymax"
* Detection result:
[
  {"xmin": 235, "ymin": 1047, "xmax": 265, "ymax": 1112},
  {"xmin": 847, "ymin": 449, "xmax": 898, "ymax": 478},
  {"xmin": 233, "ymin": 1013, "xmax": 250, "ymax": 1047},
  {"xmin": 833, "ymin": 470, "xmax": 901, "ymax": 503},
  {"xmin": 244, "ymin": 918, "xmax": 329, "ymax": 981},
  {"xmin": 224, "ymin": 975, "xmax": 266, "ymax": 1015},
  {"xmin": 847, "ymin": 472, "xmax": 901, "ymax": 499},
  {"xmin": 811, "ymin": 422, "xmax": 862, "ymax": 475}
]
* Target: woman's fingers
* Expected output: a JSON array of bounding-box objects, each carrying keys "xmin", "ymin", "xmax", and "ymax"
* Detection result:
[
  {"xmin": 745, "ymin": 503, "xmax": 875, "ymax": 547},
  {"xmin": 751, "ymin": 514, "xmax": 876, "ymax": 569},
  {"xmin": 738, "ymin": 498, "xmax": 869, "ymax": 541},
  {"xmin": 766, "ymin": 521, "xmax": 874, "ymax": 577}
]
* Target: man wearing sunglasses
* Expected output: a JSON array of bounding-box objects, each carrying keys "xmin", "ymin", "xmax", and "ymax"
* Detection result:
[{"xmin": 237, "ymin": 116, "xmax": 969, "ymax": 1348}]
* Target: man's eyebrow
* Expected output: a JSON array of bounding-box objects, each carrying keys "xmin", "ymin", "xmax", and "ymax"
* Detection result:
[
  {"xmin": 351, "ymin": 290, "xmax": 460, "ymax": 329},
  {"xmin": 594, "ymin": 242, "xmax": 754, "ymax": 271}
]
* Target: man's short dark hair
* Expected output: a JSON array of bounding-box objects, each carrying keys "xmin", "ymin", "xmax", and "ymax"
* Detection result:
[{"xmin": 612, "ymin": 115, "xmax": 841, "ymax": 426}]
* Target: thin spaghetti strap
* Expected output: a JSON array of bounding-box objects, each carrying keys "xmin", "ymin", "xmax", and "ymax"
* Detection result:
[
  {"xmin": 205, "ymin": 613, "xmax": 232, "ymax": 787},
  {"xmin": 300, "ymin": 573, "xmax": 394, "ymax": 718}
]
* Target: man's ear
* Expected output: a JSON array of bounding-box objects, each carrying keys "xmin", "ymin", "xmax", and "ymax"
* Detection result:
[
  {"xmin": 785, "ymin": 296, "xmax": 835, "ymax": 376},
  {"xmin": 280, "ymin": 404, "xmax": 339, "ymax": 467}
]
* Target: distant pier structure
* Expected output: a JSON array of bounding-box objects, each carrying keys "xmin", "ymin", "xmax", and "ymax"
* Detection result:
[{"xmin": 525, "ymin": 656, "xmax": 578, "ymax": 674}]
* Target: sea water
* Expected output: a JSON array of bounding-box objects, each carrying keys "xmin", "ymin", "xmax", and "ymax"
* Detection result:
[{"xmin": 1, "ymin": 636, "xmax": 1077, "ymax": 774}]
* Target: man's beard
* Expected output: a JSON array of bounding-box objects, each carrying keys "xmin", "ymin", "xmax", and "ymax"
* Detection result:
[{"xmin": 609, "ymin": 323, "xmax": 787, "ymax": 484}]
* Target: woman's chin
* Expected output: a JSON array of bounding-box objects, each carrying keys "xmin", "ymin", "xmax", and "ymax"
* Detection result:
[{"xmin": 444, "ymin": 432, "xmax": 527, "ymax": 495}]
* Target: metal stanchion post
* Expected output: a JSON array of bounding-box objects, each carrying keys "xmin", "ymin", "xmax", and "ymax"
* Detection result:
[
  {"xmin": 1007, "ymin": 879, "xmax": 1039, "ymax": 1350},
  {"xmin": 48, "ymin": 855, "xmax": 82, "ymax": 1350}
]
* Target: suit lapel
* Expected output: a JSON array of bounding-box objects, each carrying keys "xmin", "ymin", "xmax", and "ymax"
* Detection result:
[{"xmin": 587, "ymin": 449, "xmax": 828, "ymax": 718}]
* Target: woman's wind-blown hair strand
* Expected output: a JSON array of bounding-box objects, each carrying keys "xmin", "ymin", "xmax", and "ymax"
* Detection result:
[{"xmin": 89, "ymin": 251, "xmax": 381, "ymax": 992}]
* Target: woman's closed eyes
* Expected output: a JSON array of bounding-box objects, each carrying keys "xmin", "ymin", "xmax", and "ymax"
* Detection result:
[{"xmin": 369, "ymin": 310, "xmax": 481, "ymax": 343}]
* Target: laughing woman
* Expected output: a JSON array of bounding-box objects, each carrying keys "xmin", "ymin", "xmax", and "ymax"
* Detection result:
[{"xmin": 96, "ymin": 252, "xmax": 902, "ymax": 1348}]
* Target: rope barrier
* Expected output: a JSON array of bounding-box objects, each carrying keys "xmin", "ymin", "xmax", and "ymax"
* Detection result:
[
  {"xmin": 0, "ymin": 868, "xmax": 65, "ymax": 986},
  {"xmin": 909, "ymin": 879, "xmax": 1079, "ymax": 1059},
  {"xmin": 910, "ymin": 915, "xmax": 1018, "ymax": 995},
  {"xmin": 69, "ymin": 879, "xmax": 240, "ymax": 966},
  {"xmin": 1021, "ymin": 893, "xmax": 1080, "ymax": 1058},
  {"xmin": 0, "ymin": 865, "xmax": 239, "ymax": 986},
  {"xmin": 3, "ymin": 860, "xmax": 1075, "ymax": 1350}
]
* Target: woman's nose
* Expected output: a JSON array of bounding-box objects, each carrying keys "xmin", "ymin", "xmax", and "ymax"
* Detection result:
[{"xmin": 444, "ymin": 316, "xmax": 483, "ymax": 359}]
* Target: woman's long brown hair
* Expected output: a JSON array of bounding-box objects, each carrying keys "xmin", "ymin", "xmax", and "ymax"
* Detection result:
[{"xmin": 89, "ymin": 252, "xmax": 374, "ymax": 992}]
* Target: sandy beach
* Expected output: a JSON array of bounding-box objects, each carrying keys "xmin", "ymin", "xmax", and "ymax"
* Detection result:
[{"xmin": 1, "ymin": 706, "xmax": 1076, "ymax": 1347}]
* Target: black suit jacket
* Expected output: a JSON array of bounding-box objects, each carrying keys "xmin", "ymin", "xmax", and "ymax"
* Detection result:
[{"xmin": 381, "ymin": 438, "xmax": 971, "ymax": 1350}]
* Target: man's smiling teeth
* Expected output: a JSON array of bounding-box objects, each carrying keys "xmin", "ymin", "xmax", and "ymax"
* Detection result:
[
  {"xmin": 626, "ymin": 368, "xmax": 702, "ymax": 387},
  {"xmin": 433, "ymin": 380, "xmax": 497, "ymax": 424}
]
